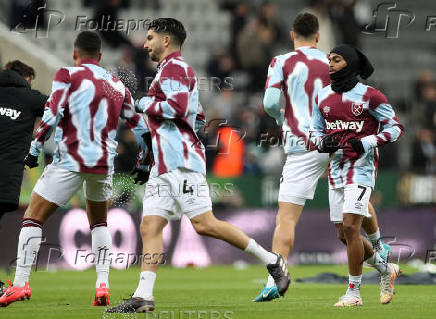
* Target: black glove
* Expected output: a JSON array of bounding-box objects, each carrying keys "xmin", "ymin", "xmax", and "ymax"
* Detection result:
[
  {"xmin": 318, "ymin": 134, "xmax": 341, "ymax": 153},
  {"xmin": 131, "ymin": 132, "xmax": 154, "ymax": 185},
  {"xmin": 23, "ymin": 153, "xmax": 38, "ymax": 169},
  {"xmin": 131, "ymin": 165, "xmax": 150, "ymax": 185},
  {"xmin": 349, "ymin": 138, "xmax": 365, "ymax": 155},
  {"xmin": 142, "ymin": 132, "xmax": 152, "ymax": 152}
]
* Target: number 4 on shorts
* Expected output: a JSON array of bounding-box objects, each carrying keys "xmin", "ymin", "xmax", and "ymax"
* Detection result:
[{"xmin": 183, "ymin": 179, "xmax": 194, "ymax": 195}]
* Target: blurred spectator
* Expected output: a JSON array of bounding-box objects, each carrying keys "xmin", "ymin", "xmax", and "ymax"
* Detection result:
[
  {"xmin": 108, "ymin": 38, "xmax": 155, "ymax": 99},
  {"xmin": 329, "ymin": 0, "xmax": 361, "ymax": 48},
  {"xmin": 256, "ymin": 103, "xmax": 280, "ymax": 150},
  {"xmin": 92, "ymin": 0, "xmax": 132, "ymax": 48},
  {"xmin": 252, "ymin": 99, "xmax": 283, "ymax": 175},
  {"xmin": 258, "ymin": 1, "xmax": 284, "ymax": 50},
  {"xmin": 237, "ymin": 17, "xmax": 275, "ymax": 91},
  {"xmin": 259, "ymin": 147, "xmax": 284, "ymax": 175},
  {"xmin": 206, "ymin": 90, "xmax": 240, "ymax": 121},
  {"xmin": 234, "ymin": 107, "xmax": 258, "ymax": 144},
  {"xmin": 411, "ymin": 129, "xmax": 436, "ymax": 173},
  {"xmin": 134, "ymin": 50, "xmax": 156, "ymax": 96},
  {"xmin": 83, "ymin": 0, "xmax": 130, "ymax": 9},
  {"xmin": 85, "ymin": 0, "xmax": 158, "ymax": 10},
  {"xmin": 112, "ymin": 45, "xmax": 138, "ymax": 94},
  {"xmin": 206, "ymin": 50, "xmax": 234, "ymax": 91},
  {"xmin": 212, "ymin": 126, "xmax": 245, "ymax": 177},
  {"xmin": 228, "ymin": 1, "xmax": 251, "ymax": 68},
  {"xmin": 130, "ymin": 35, "xmax": 156, "ymax": 97},
  {"xmin": 244, "ymin": 144, "xmax": 263, "ymax": 175},
  {"xmin": 304, "ymin": 0, "xmax": 335, "ymax": 53},
  {"xmin": 414, "ymin": 69, "xmax": 432, "ymax": 102},
  {"xmin": 422, "ymin": 82, "xmax": 436, "ymax": 130},
  {"xmin": 9, "ymin": 0, "xmax": 46, "ymax": 31},
  {"xmin": 411, "ymin": 82, "xmax": 436, "ymax": 173}
]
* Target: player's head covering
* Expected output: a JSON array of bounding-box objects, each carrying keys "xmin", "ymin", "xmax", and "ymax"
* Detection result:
[
  {"xmin": 330, "ymin": 44, "xmax": 374, "ymax": 79},
  {"xmin": 329, "ymin": 44, "xmax": 374, "ymax": 93}
]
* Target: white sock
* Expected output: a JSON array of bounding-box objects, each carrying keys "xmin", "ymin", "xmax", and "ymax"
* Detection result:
[
  {"xmin": 347, "ymin": 274, "xmax": 362, "ymax": 296},
  {"xmin": 367, "ymin": 229, "xmax": 383, "ymax": 251},
  {"xmin": 92, "ymin": 225, "xmax": 112, "ymax": 288},
  {"xmin": 366, "ymin": 252, "xmax": 388, "ymax": 274},
  {"xmin": 244, "ymin": 239, "xmax": 277, "ymax": 265},
  {"xmin": 266, "ymin": 275, "xmax": 275, "ymax": 288},
  {"xmin": 133, "ymin": 271, "xmax": 156, "ymax": 299},
  {"xmin": 14, "ymin": 220, "xmax": 43, "ymax": 287}
]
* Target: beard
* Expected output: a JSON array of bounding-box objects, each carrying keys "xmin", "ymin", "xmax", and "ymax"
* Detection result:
[
  {"xmin": 149, "ymin": 46, "xmax": 163, "ymax": 62},
  {"xmin": 150, "ymin": 52, "xmax": 159, "ymax": 62}
]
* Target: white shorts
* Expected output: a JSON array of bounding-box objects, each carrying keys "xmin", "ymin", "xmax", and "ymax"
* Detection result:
[
  {"xmin": 142, "ymin": 168, "xmax": 212, "ymax": 220},
  {"xmin": 278, "ymin": 151, "xmax": 328, "ymax": 205},
  {"xmin": 34, "ymin": 164, "xmax": 113, "ymax": 207},
  {"xmin": 329, "ymin": 184, "xmax": 372, "ymax": 223}
]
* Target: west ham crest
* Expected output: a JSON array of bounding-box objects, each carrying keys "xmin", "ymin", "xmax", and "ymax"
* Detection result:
[
  {"xmin": 351, "ymin": 103, "xmax": 364, "ymax": 116},
  {"xmin": 323, "ymin": 106, "xmax": 330, "ymax": 116}
]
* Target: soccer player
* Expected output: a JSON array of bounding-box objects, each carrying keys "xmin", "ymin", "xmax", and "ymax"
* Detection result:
[
  {"xmin": 311, "ymin": 44, "xmax": 404, "ymax": 306},
  {"xmin": 0, "ymin": 31, "xmax": 149, "ymax": 307},
  {"xmin": 0, "ymin": 61, "xmax": 47, "ymax": 220},
  {"xmin": 255, "ymin": 12, "xmax": 391, "ymax": 302},
  {"xmin": 106, "ymin": 18, "xmax": 290, "ymax": 314}
]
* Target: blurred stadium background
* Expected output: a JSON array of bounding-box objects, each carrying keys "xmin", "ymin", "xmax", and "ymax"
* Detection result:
[{"xmin": 0, "ymin": 0, "xmax": 435, "ymax": 271}]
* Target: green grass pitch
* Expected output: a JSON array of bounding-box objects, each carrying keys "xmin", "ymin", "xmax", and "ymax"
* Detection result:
[{"xmin": 0, "ymin": 265, "xmax": 435, "ymax": 319}]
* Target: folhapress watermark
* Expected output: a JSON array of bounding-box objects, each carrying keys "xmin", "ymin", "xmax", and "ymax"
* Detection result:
[
  {"xmin": 363, "ymin": 2, "xmax": 436, "ymax": 38},
  {"xmin": 75, "ymin": 16, "xmax": 151, "ymax": 35}
]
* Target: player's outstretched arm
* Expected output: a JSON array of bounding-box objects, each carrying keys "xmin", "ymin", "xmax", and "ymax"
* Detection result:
[
  {"xmin": 358, "ymin": 91, "xmax": 404, "ymax": 153},
  {"xmin": 264, "ymin": 56, "xmax": 285, "ymax": 126},
  {"xmin": 310, "ymin": 95, "xmax": 326, "ymax": 148},
  {"xmin": 263, "ymin": 87, "xmax": 284, "ymax": 126},
  {"xmin": 28, "ymin": 68, "xmax": 71, "ymax": 162}
]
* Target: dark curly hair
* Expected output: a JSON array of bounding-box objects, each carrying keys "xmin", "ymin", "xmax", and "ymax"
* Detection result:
[
  {"xmin": 74, "ymin": 31, "xmax": 101, "ymax": 56},
  {"xmin": 293, "ymin": 12, "xmax": 319, "ymax": 39},
  {"xmin": 148, "ymin": 18, "xmax": 187, "ymax": 46}
]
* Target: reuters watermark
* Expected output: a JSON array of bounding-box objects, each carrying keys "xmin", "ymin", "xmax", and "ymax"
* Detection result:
[
  {"xmin": 425, "ymin": 250, "xmax": 436, "ymax": 264},
  {"xmin": 145, "ymin": 182, "xmax": 235, "ymax": 199},
  {"xmin": 143, "ymin": 77, "xmax": 234, "ymax": 92}
]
